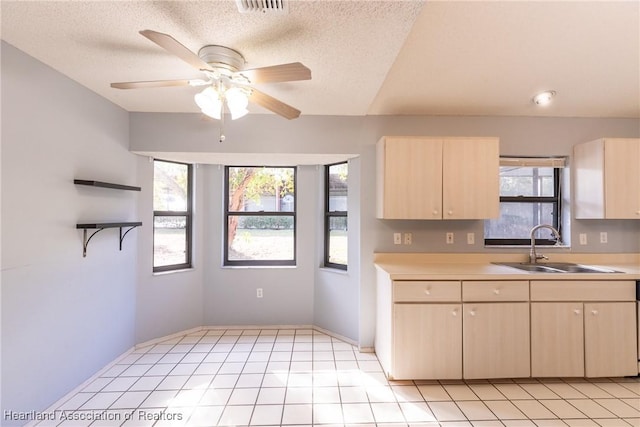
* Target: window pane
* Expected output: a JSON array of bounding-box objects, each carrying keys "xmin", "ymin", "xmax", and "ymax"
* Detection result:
[
  {"xmin": 154, "ymin": 161, "xmax": 189, "ymax": 211},
  {"xmin": 228, "ymin": 216, "xmax": 294, "ymax": 261},
  {"xmin": 228, "ymin": 167, "xmax": 295, "ymax": 212},
  {"xmin": 499, "ymin": 167, "xmax": 555, "ymax": 197},
  {"xmin": 328, "ymin": 216, "xmax": 347, "ymax": 265},
  {"xmin": 485, "ymin": 203, "xmax": 556, "ymax": 240},
  {"xmin": 154, "ymin": 216, "xmax": 187, "ymax": 267},
  {"xmin": 328, "ymin": 163, "xmax": 348, "ymax": 211}
]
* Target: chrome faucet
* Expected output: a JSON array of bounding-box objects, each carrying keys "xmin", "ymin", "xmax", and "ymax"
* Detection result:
[{"xmin": 529, "ymin": 224, "xmax": 562, "ymax": 264}]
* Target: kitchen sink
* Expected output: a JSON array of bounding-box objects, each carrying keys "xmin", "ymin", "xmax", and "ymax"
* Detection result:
[{"xmin": 494, "ymin": 262, "xmax": 620, "ymax": 274}]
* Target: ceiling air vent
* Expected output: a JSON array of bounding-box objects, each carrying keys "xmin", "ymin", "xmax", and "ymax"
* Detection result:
[{"xmin": 236, "ymin": 0, "xmax": 289, "ymax": 14}]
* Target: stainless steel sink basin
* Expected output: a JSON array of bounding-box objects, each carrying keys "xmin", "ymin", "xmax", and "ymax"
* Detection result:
[{"xmin": 494, "ymin": 262, "xmax": 619, "ymax": 274}]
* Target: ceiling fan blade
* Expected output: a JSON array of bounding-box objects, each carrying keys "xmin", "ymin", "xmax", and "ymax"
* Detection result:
[
  {"xmin": 249, "ymin": 88, "xmax": 301, "ymax": 120},
  {"xmin": 139, "ymin": 29, "xmax": 213, "ymax": 71},
  {"xmin": 240, "ymin": 62, "xmax": 311, "ymax": 84},
  {"xmin": 111, "ymin": 79, "xmax": 194, "ymax": 89}
]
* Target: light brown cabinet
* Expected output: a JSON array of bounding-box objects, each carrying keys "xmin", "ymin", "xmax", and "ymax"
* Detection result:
[
  {"xmin": 574, "ymin": 137, "xmax": 640, "ymax": 219},
  {"xmin": 394, "ymin": 303, "xmax": 462, "ymax": 379},
  {"xmin": 376, "ymin": 136, "xmax": 499, "ymax": 219},
  {"xmin": 462, "ymin": 281, "xmax": 530, "ymax": 379},
  {"xmin": 530, "ymin": 280, "xmax": 637, "ymax": 378}
]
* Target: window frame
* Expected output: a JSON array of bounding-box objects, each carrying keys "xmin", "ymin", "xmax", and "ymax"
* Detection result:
[
  {"xmin": 324, "ymin": 161, "xmax": 348, "ymax": 270},
  {"xmin": 223, "ymin": 166, "xmax": 297, "ymax": 267},
  {"xmin": 153, "ymin": 159, "xmax": 193, "ymax": 272},
  {"xmin": 485, "ymin": 163, "xmax": 562, "ymax": 246}
]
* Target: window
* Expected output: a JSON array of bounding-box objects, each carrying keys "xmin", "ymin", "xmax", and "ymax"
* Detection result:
[
  {"xmin": 153, "ymin": 160, "xmax": 192, "ymax": 271},
  {"xmin": 484, "ymin": 157, "xmax": 565, "ymax": 245},
  {"xmin": 325, "ymin": 162, "xmax": 348, "ymax": 269},
  {"xmin": 224, "ymin": 166, "xmax": 296, "ymax": 266}
]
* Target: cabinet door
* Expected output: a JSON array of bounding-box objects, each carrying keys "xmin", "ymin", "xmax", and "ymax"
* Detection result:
[
  {"xmin": 377, "ymin": 137, "xmax": 442, "ymax": 219},
  {"xmin": 442, "ymin": 138, "xmax": 499, "ymax": 219},
  {"xmin": 531, "ymin": 302, "xmax": 584, "ymax": 377},
  {"xmin": 463, "ymin": 302, "xmax": 530, "ymax": 379},
  {"xmin": 393, "ymin": 303, "xmax": 462, "ymax": 379},
  {"xmin": 584, "ymin": 302, "xmax": 638, "ymax": 377},
  {"xmin": 604, "ymin": 138, "xmax": 640, "ymax": 218}
]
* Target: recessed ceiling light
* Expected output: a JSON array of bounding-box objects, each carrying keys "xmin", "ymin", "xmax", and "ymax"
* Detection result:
[{"xmin": 533, "ymin": 90, "xmax": 556, "ymax": 106}]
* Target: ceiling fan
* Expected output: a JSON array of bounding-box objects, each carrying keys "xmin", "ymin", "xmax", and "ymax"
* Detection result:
[{"xmin": 111, "ymin": 30, "xmax": 311, "ymax": 120}]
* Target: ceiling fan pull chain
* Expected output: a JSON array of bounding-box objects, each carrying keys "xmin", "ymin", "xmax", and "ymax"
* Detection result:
[{"xmin": 219, "ymin": 106, "xmax": 226, "ymax": 143}]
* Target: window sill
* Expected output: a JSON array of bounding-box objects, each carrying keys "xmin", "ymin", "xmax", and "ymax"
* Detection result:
[
  {"xmin": 221, "ymin": 265, "xmax": 297, "ymax": 270},
  {"xmin": 319, "ymin": 266, "xmax": 349, "ymax": 275},
  {"xmin": 153, "ymin": 267, "xmax": 195, "ymax": 276},
  {"xmin": 484, "ymin": 244, "xmax": 571, "ymax": 250}
]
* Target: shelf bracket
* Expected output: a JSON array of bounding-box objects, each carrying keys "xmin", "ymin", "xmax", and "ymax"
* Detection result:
[
  {"xmin": 119, "ymin": 225, "xmax": 139, "ymax": 251},
  {"xmin": 82, "ymin": 228, "xmax": 106, "ymax": 258}
]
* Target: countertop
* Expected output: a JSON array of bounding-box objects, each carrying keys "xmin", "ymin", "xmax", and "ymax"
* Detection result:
[{"xmin": 374, "ymin": 253, "xmax": 640, "ymax": 281}]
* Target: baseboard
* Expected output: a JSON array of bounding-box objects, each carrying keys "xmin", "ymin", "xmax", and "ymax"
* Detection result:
[{"xmin": 134, "ymin": 326, "xmax": 204, "ymax": 350}]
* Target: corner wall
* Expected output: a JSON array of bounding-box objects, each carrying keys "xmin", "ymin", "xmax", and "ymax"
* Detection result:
[{"xmin": 1, "ymin": 42, "xmax": 138, "ymax": 421}]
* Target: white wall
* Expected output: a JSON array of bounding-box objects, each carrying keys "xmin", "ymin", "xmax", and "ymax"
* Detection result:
[
  {"xmin": 1, "ymin": 42, "xmax": 137, "ymax": 421},
  {"xmin": 134, "ymin": 157, "xmax": 205, "ymax": 344}
]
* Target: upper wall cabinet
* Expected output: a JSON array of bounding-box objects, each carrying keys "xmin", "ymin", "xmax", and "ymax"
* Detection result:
[
  {"xmin": 574, "ymin": 138, "xmax": 640, "ymax": 219},
  {"xmin": 376, "ymin": 136, "xmax": 500, "ymax": 219}
]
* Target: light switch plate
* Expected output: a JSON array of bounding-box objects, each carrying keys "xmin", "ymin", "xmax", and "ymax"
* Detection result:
[
  {"xmin": 446, "ymin": 232, "xmax": 454, "ymax": 244},
  {"xmin": 394, "ymin": 233, "xmax": 402, "ymax": 245},
  {"xmin": 579, "ymin": 233, "xmax": 587, "ymax": 245},
  {"xmin": 404, "ymin": 233, "xmax": 412, "ymax": 245},
  {"xmin": 600, "ymin": 232, "xmax": 608, "ymax": 244},
  {"xmin": 467, "ymin": 233, "xmax": 475, "ymax": 245}
]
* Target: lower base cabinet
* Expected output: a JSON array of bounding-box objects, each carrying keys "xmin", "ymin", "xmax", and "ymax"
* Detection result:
[
  {"xmin": 463, "ymin": 302, "xmax": 530, "ymax": 379},
  {"xmin": 531, "ymin": 302, "xmax": 585, "ymax": 377},
  {"xmin": 394, "ymin": 303, "xmax": 462, "ymax": 379}
]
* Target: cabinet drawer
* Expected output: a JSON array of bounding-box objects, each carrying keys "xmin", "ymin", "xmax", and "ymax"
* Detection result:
[
  {"xmin": 394, "ymin": 281, "xmax": 461, "ymax": 302},
  {"xmin": 462, "ymin": 281, "xmax": 529, "ymax": 302},
  {"xmin": 530, "ymin": 281, "xmax": 635, "ymax": 301}
]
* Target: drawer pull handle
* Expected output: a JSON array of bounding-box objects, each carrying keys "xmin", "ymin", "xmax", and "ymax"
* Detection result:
[
  {"xmin": 451, "ymin": 310, "xmax": 458, "ymax": 316},
  {"xmin": 573, "ymin": 309, "xmax": 581, "ymax": 315},
  {"xmin": 591, "ymin": 310, "xmax": 599, "ymax": 316},
  {"xmin": 469, "ymin": 310, "xmax": 476, "ymax": 317},
  {"xmin": 424, "ymin": 289, "xmax": 431, "ymax": 295},
  {"xmin": 493, "ymin": 289, "xmax": 500, "ymax": 295}
]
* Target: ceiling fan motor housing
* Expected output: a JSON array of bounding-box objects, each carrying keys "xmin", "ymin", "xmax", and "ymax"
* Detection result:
[{"xmin": 198, "ymin": 45, "xmax": 245, "ymax": 72}]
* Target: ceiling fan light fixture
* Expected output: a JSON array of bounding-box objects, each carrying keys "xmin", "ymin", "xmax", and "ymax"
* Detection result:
[
  {"xmin": 195, "ymin": 86, "xmax": 222, "ymax": 119},
  {"xmin": 226, "ymin": 87, "xmax": 250, "ymax": 120},
  {"xmin": 533, "ymin": 90, "xmax": 556, "ymax": 106}
]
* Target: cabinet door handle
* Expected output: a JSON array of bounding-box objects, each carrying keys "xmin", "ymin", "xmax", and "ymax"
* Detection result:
[
  {"xmin": 433, "ymin": 210, "xmax": 439, "ymax": 216},
  {"xmin": 451, "ymin": 309, "xmax": 458, "ymax": 317},
  {"xmin": 447, "ymin": 210, "xmax": 453, "ymax": 216},
  {"xmin": 573, "ymin": 309, "xmax": 581, "ymax": 315},
  {"xmin": 591, "ymin": 310, "xmax": 599, "ymax": 316},
  {"xmin": 493, "ymin": 289, "xmax": 500, "ymax": 295},
  {"xmin": 424, "ymin": 288, "xmax": 431, "ymax": 295},
  {"xmin": 469, "ymin": 310, "xmax": 476, "ymax": 317}
]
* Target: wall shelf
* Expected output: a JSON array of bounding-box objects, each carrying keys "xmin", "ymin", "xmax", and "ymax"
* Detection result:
[
  {"xmin": 74, "ymin": 179, "xmax": 141, "ymax": 192},
  {"xmin": 76, "ymin": 222, "xmax": 142, "ymax": 257}
]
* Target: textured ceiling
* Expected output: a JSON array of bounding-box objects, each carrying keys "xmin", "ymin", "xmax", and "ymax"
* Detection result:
[{"xmin": 1, "ymin": 0, "xmax": 639, "ymax": 119}]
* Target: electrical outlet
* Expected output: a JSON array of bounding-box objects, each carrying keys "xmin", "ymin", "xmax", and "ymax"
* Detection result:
[
  {"xmin": 579, "ymin": 233, "xmax": 587, "ymax": 245},
  {"xmin": 404, "ymin": 233, "xmax": 412, "ymax": 245},
  {"xmin": 394, "ymin": 233, "xmax": 402, "ymax": 245},
  {"xmin": 256, "ymin": 288, "xmax": 263, "ymax": 298},
  {"xmin": 600, "ymin": 232, "xmax": 608, "ymax": 244},
  {"xmin": 446, "ymin": 232, "xmax": 454, "ymax": 244},
  {"xmin": 467, "ymin": 233, "xmax": 475, "ymax": 245}
]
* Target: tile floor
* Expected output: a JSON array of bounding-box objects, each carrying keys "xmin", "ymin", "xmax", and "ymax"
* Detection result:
[{"xmin": 35, "ymin": 328, "xmax": 640, "ymax": 427}]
